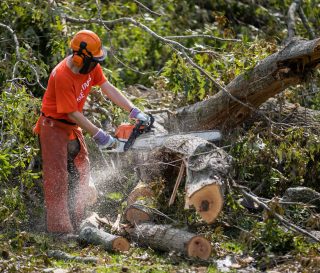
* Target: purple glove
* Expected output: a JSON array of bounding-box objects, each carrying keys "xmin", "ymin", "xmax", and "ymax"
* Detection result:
[
  {"xmin": 93, "ymin": 129, "xmax": 115, "ymax": 148},
  {"xmin": 129, "ymin": 108, "xmax": 150, "ymax": 124}
]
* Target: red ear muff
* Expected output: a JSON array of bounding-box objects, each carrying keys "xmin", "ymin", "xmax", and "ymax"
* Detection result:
[
  {"xmin": 72, "ymin": 54, "xmax": 84, "ymax": 67},
  {"xmin": 72, "ymin": 41, "xmax": 88, "ymax": 67}
]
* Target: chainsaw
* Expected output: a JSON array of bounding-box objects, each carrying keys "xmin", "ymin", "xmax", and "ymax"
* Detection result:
[{"xmin": 104, "ymin": 114, "xmax": 222, "ymax": 153}]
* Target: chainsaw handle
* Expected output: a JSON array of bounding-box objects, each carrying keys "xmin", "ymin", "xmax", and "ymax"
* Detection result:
[{"xmin": 123, "ymin": 114, "xmax": 154, "ymax": 152}]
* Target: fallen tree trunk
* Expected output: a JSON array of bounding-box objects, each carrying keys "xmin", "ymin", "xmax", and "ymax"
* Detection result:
[
  {"xmin": 78, "ymin": 213, "xmax": 130, "ymax": 252},
  {"xmin": 127, "ymin": 222, "xmax": 212, "ymax": 260},
  {"xmin": 166, "ymin": 38, "xmax": 320, "ymax": 132}
]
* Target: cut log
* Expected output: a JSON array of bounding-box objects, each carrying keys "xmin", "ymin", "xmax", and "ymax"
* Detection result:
[
  {"xmin": 128, "ymin": 222, "xmax": 212, "ymax": 260},
  {"xmin": 127, "ymin": 181, "xmax": 154, "ymax": 206},
  {"xmin": 79, "ymin": 226, "xmax": 130, "ymax": 252},
  {"xmin": 79, "ymin": 213, "xmax": 130, "ymax": 252},
  {"xmin": 124, "ymin": 181, "xmax": 155, "ymax": 225},
  {"xmin": 186, "ymin": 184, "xmax": 224, "ymax": 223},
  {"xmin": 162, "ymin": 135, "xmax": 230, "ymax": 223}
]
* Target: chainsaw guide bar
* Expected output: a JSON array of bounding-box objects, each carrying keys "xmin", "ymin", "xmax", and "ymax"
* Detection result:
[{"xmin": 105, "ymin": 129, "xmax": 222, "ymax": 153}]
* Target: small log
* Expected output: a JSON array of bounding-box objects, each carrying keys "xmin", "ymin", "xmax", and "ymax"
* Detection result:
[
  {"xmin": 127, "ymin": 181, "xmax": 154, "ymax": 206},
  {"xmin": 79, "ymin": 213, "xmax": 130, "ymax": 252},
  {"xmin": 124, "ymin": 204, "xmax": 153, "ymax": 225},
  {"xmin": 124, "ymin": 181, "xmax": 155, "ymax": 225},
  {"xmin": 128, "ymin": 222, "xmax": 212, "ymax": 260},
  {"xmin": 163, "ymin": 135, "xmax": 230, "ymax": 223},
  {"xmin": 79, "ymin": 226, "xmax": 130, "ymax": 252}
]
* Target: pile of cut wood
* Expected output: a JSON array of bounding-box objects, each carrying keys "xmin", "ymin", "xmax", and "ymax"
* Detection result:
[{"xmin": 79, "ymin": 134, "xmax": 231, "ymax": 260}]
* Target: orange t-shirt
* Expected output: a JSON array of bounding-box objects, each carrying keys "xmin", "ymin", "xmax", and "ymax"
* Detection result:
[{"xmin": 41, "ymin": 57, "xmax": 107, "ymax": 122}]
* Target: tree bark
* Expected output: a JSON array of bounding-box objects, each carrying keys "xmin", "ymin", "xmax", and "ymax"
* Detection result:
[
  {"xmin": 128, "ymin": 222, "xmax": 212, "ymax": 260},
  {"xmin": 167, "ymin": 38, "xmax": 320, "ymax": 132}
]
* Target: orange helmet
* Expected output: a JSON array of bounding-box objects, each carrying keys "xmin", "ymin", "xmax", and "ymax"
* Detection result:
[{"xmin": 70, "ymin": 30, "xmax": 107, "ymax": 66}]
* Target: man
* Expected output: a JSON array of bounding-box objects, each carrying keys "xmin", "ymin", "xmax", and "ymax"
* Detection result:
[{"xmin": 34, "ymin": 30, "xmax": 149, "ymax": 234}]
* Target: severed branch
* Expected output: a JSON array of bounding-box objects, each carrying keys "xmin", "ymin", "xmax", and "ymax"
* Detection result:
[
  {"xmin": 232, "ymin": 182, "xmax": 320, "ymax": 243},
  {"xmin": 9, "ymin": 60, "xmax": 46, "ymax": 90}
]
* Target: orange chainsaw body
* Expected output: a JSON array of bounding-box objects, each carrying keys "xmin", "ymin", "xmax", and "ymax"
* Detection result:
[
  {"xmin": 114, "ymin": 114, "xmax": 154, "ymax": 151},
  {"xmin": 115, "ymin": 123, "xmax": 138, "ymax": 141}
]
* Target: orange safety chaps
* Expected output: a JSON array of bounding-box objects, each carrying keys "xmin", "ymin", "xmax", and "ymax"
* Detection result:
[{"xmin": 34, "ymin": 116, "xmax": 97, "ymax": 233}]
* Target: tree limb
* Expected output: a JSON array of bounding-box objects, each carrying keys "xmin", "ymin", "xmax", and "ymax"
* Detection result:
[
  {"xmin": 47, "ymin": 250, "xmax": 99, "ymax": 264},
  {"xmin": 63, "ymin": 15, "xmax": 217, "ymax": 55},
  {"xmin": 0, "ymin": 23, "xmax": 21, "ymax": 59},
  {"xmin": 169, "ymin": 38, "xmax": 320, "ymax": 132},
  {"xmin": 298, "ymin": 6, "xmax": 316, "ymax": 40},
  {"xmin": 286, "ymin": 0, "xmax": 302, "ymax": 43},
  {"xmin": 133, "ymin": 0, "xmax": 163, "ymax": 16},
  {"xmin": 165, "ymin": 34, "xmax": 241, "ymax": 42}
]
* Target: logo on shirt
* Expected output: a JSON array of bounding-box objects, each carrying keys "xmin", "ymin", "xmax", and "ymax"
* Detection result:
[{"xmin": 77, "ymin": 75, "xmax": 92, "ymax": 103}]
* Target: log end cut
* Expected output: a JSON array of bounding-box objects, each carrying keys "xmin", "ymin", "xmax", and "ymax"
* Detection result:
[
  {"xmin": 187, "ymin": 235, "xmax": 212, "ymax": 260},
  {"xmin": 127, "ymin": 181, "xmax": 154, "ymax": 206},
  {"xmin": 112, "ymin": 237, "xmax": 130, "ymax": 252},
  {"xmin": 124, "ymin": 207, "xmax": 151, "ymax": 225},
  {"xmin": 188, "ymin": 184, "xmax": 224, "ymax": 224}
]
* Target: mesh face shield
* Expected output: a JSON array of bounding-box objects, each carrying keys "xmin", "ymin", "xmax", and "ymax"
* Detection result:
[
  {"xmin": 78, "ymin": 47, "xmax": 106, "ymax": 74},
  {"xmin": 79, "ymin": 58, "xmax": 98, "ymax": 74}
]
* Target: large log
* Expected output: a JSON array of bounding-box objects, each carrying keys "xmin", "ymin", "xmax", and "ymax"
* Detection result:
[
  {"xmin": 165, "ymin": 38, "xmax": 320, "ymax": 132},
  {"xmin": 78, "ymin": 213, "xmax": 130, "ymax": 252},
  {"xmin": 128, "ymin": 222, "xmax": 212, "ymax": 260}
]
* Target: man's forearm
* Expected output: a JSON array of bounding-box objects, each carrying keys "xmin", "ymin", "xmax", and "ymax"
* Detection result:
[
  {"xmin": 68, "ymin": 111, "xmax": 99, "ymax": 136},
  {"xmin": 101, "ymin": 81, "xmax": 134, "ymax": 112}
]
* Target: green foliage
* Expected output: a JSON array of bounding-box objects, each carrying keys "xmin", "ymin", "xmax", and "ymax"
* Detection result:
[
  {"xmin": 230, "ymin": 127, "xmax": 320, "ymax": 197},
  {"xmin": 250, "ymin": 219, "xmax": 295, "ymax": 254},
  {"xmin": 285, "ymin": 75, "xmax": 320, "ymax": 111},
  {"xmin": 160, "ymin": 39, "xmax": 277, "ymax": 104},
  {"xmin": 0, "ymin": 85, "xmax": 41, "ymax": 230}
]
